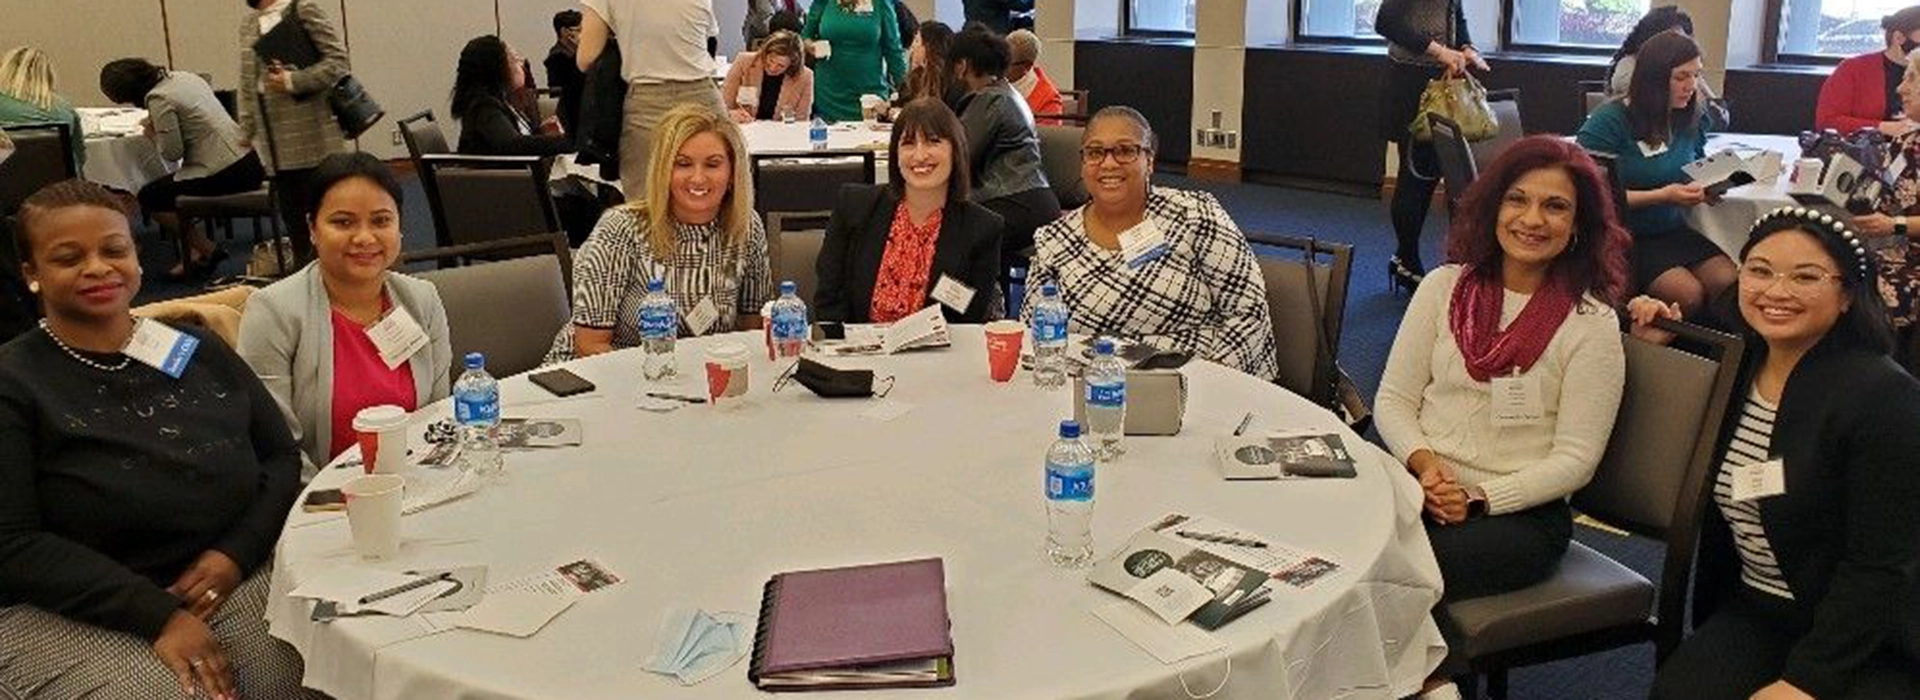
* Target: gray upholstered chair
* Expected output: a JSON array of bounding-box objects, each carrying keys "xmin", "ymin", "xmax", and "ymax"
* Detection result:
[
  {"xmin": 1579, "ymin": 80, "xmax": 1611, "ymax": 117},
  {"xmin": 1037, "ymin": 123, "xmax": 1088, "ymax": 210},
  {"xmin": 1245, "ymin": 233, "xmax": 1352, "ymax": 407},
  {"xmin": 1428, "ymin": 114, "xmax": 1477, "ymax": 213},
  {"xmin": 1448, "ymin": 319, "xmax": 1745, "ymax": 699},
  {"xmin": 1471, "ymin": 88, "xmax": 1526, "ymax": 171},
  {"xmin": 0, "ymin": 122, "xmax": 75, "ymax": 217},
  {"xmin": 750, "ymin": 152, "xmax": 876, "ymax": 223},
  {"xmin": 766, "ymin": 210, "xmax": 831, "ymax": 308},
  {"xmin": 417, "ymin": 154, "xmax": 560, "ymax": 253},
  {"xmin": 399, "ymin": 232, "xmax": 572, "ymax": 381}
]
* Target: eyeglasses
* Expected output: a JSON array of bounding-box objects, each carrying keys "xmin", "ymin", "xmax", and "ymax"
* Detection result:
[
  {"xmin": 1738, "ymin": 263, "xmax": 1843, "ymax": 296},
  {"xmin": 1081, "ymin": 144, "xmax": 1150, "ymax": 165}
]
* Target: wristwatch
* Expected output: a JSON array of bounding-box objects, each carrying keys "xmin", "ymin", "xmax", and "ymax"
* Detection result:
[
  {"xmin": 1464, "ymin": 485, "xmax": 1489, "ymax": 519},
  {"xmin": 1896, "ymin": 216, "xmax": 1909, "ymax": 237}
]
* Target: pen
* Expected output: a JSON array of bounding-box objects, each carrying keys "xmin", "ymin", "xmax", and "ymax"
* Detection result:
[
  {"xmin": 645, "ymin": 392, "xmax": 708, "ymax": 404},
  {"xmin": 1232, "ymin": 412, "xmax": 1254, "ymax": 436},
  {"xmin": 1175, "ymin": 530, "xmax": 1269, "ymax": 549},
  {"xmin": 358, "ymin": 572, "xmax": 454, "ymax": 605}
]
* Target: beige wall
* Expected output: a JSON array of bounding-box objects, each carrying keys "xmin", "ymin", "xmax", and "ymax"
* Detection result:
[{"xmin": 0, "ymin": 0, "xmax": 171, "ymax": 108}]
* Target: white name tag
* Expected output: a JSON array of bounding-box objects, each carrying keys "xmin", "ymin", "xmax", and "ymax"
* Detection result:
[
  {"xmin": 737, "ymin": 86, "xmax": 760, "ymax": 108},
  {"xmin": 1117, "ymin": 219, "xmax": 1170, "ymax": 269},
  {"xmin": 854, "ymin": 0, "xmax": 874, "ymax": 12},
  {"xmin": 1637, "ymin": 140, "xmax": 1670, "ymax": 158},
  {"xmin": 1731, "ymin": 459, "xmax": 1787, "ymax": 502},
  {"xmin": 685, "ymin": 297, "xmax": 719, "ymax": 337},
  {"xmin": 930, "ymin": 274, "xmax": 976, "ymax": 314},
  {"xmin": 366, "ymin": 305, "xmax": 429, "ymax": 371},
  {"xmin": 1489, "ymin": 374, "xmax": 1545, "ymax": 427},
  {"xmin": 124, "ymin": 319, "xmax": 200, "ymax": 378}
]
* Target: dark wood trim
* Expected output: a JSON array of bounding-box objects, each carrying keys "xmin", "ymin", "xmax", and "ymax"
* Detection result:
[
  {"xmin": 1186, "ymin": 157, "xmax": 1242, "ymax": 183},
  {"xmin": 1762, "ymin": 0, "xmax": 1786, "ymax": 64}
]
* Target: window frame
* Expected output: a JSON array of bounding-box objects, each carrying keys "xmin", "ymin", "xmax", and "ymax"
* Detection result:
[
  {"xmin": 1497, "ymin": 0, "xmax": 1637, "ymax": 57},
  {"xmin": 1122, "ymin": 0, "xmax": 1198, "ymax": 39},
  {"xmin": 1288, "ymin": 0, "xmax": 1386, "ymax": 47},
  {"xmin": 1761, "ymin": 0, "xmax": 1867, "ymax": 66}
]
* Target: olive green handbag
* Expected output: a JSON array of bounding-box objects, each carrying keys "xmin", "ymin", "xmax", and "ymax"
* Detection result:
[{"xmin": 1409, "ymin": 73, "xmax": 1497, "ymax": 143}]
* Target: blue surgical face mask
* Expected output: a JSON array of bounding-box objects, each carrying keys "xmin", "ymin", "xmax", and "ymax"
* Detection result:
[{"xmin": 641, "ymin": 608, "xmax": 751, "ymax": 685}]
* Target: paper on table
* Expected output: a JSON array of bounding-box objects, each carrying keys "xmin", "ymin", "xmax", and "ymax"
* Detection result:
[
  {"xmin": 289, "ymin": 566, "xmax": 418, "ymax": 604},
  {"xmin": 881, "ymin": 305, "xmax": 948, "ymax": 354},
  {"xmin": 1152, "ymin": 513, "xmax": 1341, "ymax": 587},
  {"xmin": 1091, "ymin": 601, "xmax": 1225, "ymax": 664},
  {"xmin": 489, "ymin": 558, "xmax": 624, "ymax": 596},
  {"xmin": 455, "ymin": 591, "xmax": 580, "ymax": 638}
]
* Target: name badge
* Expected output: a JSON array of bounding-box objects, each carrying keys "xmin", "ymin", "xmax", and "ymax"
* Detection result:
[
  {"xmin": 1730, "ymin": 459, "xmax": 1787, "ymax": 502},
  {"xmin": 124, "ymin": 318, "xmax": 200, "ymax": 378},
  {"xmin": 685, "ymin": 297, "xmax": 720, "ymax": 337},
  {"xmin": 1117, "ymin": 219, "xmax": 1170, "ymax": 270},
  {"xmin": 854, "ymin": 0, "xmax": 874, "ymax": 12},
  {"xmin": 366, "ymin": 305, "xmax": 429, "ymax": 371},
  {"xmin": 1636, "ymin": 140, "xmax": 1670, "ymax": 158},
  {"xmin": 930, "ymin": 274, "xmax": 976, "ymax": 313},
  {"xmin": 737, "ymin": 85, "xmax": 760, "ymax": 108},
  {"xmin": 1489, "ymin": 373, "xmax": 1545, "ymax": 427}
]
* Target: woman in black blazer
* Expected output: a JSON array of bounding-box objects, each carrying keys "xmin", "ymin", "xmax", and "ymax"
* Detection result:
[
  {"xmin": 816, "ymin": 97, "xmax": 1003, "ymax": 324},
  {"xmin": 1639, "ymin": 207, "xmax": 1920, "ymax": 700},
  {"xmin": 451, "ymin": 35, "xmax": 570, "ymax": 157}
]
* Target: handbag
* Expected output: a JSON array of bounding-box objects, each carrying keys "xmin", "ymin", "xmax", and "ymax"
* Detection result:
[
  {"xmin": 253, "ymin": 0, "xmax": 384, "ymax": 139},
  {"xmin": 1409, "ymin": 73, "xmax": 1497, "ymax": 144}
]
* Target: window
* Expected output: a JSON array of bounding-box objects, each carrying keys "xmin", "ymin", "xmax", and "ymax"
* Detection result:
[
  {"xmin": 1297, "ymin": 0, "xmax": 1382, "ymax": 42},
  {"xmin": 1127, "ymin": 0, "xmax": 1197, "ymax": 35},
  {"xmin": 1508, "ymin": 0, "xmax": 1652, "ymax": 51},
  {"xmin": 1774, "ymin": 0, "xmax": 1909, "ymax": 60}
]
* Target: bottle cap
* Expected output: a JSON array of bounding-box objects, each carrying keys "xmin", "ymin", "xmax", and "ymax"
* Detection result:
[
  {"xmin": 1041, "ymin": 283, "xmax": 1058, "ymax": 297},
  {"xmin": 780, "ymin": 280, "xmax": 797, "ymax": 295},
  {"xmin": 647, "ymin": 278, "xmax": 665, "ymax": 293},
  {"xmin": 1092, "ymin": 338, "xmax": 1115, "ymax": 355},
  {"xmin": 1059, "ymin": 420, "xmax": 1081, "ymax": 439},
  {"xmin": 464, "ymin": 352, "xmax": 485, "ymax": 370}
]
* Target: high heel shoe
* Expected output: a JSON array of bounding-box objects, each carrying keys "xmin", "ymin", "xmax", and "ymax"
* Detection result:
[{"xmin": 1387, "ymin": 256, "xmax": 1425, "ymax": 294}]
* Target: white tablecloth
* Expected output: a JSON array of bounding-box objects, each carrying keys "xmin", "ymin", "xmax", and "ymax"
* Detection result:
[
  {"xmin": 739, "ymin": 120, "xmax": 890, "ymax": 156},
  {"xmin": 77, "ymin": 107, "xmax": 176, "ymax": 194},
  {"xmin": 267, "ymin": 330, "xmax": 1446, "ymax": 700},
  {"xmin": 1687, "ymin": 133, "xmax": 1802, "ymax": 256}
]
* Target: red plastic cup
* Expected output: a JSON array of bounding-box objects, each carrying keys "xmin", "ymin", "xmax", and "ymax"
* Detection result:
[{"xmin": 984, "ymin": 321, "xmax": 1025, "ymax": 382}]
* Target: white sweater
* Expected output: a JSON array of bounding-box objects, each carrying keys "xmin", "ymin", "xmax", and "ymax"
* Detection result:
[{"xmin": 1375, "ymin": 265, "xmax": 1626, "ymax": 516}]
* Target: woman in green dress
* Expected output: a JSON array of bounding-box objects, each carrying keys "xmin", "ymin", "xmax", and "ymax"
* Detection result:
[{"xmin": 803, "ymin": 0, "xmax": 909, "ymax": 122}]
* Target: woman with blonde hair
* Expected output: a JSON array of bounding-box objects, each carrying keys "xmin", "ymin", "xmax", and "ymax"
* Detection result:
[
  {"xmin": 0, "ymin": 47, "xmax": 84, "ymax": 170},
  {"xmin": 545, "ymin": 103, "xmax": 773, "ymax": 363},
  {"xmin": 722, "ymin": 30, "xmax": 815, "ymax": 123}
]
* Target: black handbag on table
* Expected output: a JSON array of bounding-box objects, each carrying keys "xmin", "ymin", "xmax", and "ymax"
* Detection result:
[{"xmin": 252, "ymin": 0, "xmax": 384, "ymax": 139}]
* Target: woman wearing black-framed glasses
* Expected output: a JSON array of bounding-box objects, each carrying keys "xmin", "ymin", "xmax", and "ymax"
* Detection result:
[{"xmin": 1018, "ymin": 106, "xmax": 1278, "ymax": 381}]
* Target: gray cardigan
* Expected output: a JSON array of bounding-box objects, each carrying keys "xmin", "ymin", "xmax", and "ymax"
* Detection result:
[
  {"xmin": 238, "ymin": 264, "xmax": 453, "ymax": 476},
  {"xmin": 149, "ymin": 71, "xmax": 250, "ymax": 181}
]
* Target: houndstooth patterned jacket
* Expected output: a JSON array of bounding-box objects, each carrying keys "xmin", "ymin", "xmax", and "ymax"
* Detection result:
[{"xmin": 1022, "ymin": 187, "xmax": 1279, "ymax": 381}]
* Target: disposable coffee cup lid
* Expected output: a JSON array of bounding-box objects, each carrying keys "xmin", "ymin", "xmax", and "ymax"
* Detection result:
[{"xmin": 352, "ymin": 405, "xmax": 409, "ymax": 432}]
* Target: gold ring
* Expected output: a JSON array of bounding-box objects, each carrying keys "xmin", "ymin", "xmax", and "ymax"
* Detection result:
[
  {"xmin": 203, "ymin": 589, "xmax": 219, "ymax": 602},
  {"xmin": 189, "ymin": 658, "xmax": 205, "ymax": 667}
]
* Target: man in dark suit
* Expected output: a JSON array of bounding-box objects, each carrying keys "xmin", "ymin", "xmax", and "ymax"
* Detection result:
[{"xmin": 545, "ymin": 9, "xmax": 585, "ymax": 135}]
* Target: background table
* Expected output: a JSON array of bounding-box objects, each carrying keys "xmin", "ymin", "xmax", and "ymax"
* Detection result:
[
  {"xmin": 1687, "ymin": 133, "xmax": 1801, "ymax": 256},
  {"xmin": 77, "ymin": 107, "xmax": 175, "ymax": 194},
  {"xmin": 267, "ymin": 330, "xmax": 1446, "ymax": 700},
  {"xmin": 739, "ymin": 120, "xmax": 890, "ymax": 156}
]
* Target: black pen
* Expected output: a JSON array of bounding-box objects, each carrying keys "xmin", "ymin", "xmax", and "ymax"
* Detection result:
[
  {"xmin": 358, "ymin": 572, "xmax": 453, "ymax": 605},
  {"xmin": 1175, "ymin": 530, "xmax": 1269, "ymax": 549},
  {"xmin": 645, "ymin": 392, "xmax": 708, "ymax": 404},
  {"xmin": 1233, "ymin": 412, "xmax": 1254, "ymax": 436}
]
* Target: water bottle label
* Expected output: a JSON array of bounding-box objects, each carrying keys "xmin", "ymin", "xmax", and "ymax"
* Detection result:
[
  {"xmin": 455, "ymin": 394, "xmax": 499, "ymax": 424},
  {"xmin": 773, "ymin": 311, "xmax": 808, "ymax": 341},
  {"xmin": 640, "ymin": 308, "xmax": 675, "ymax": 339},
  {"xmin": 1033, "ymin": 316, "xmax": 1067, "ymax": 343},
  {"xmin": 1046, "ymin": 463, "xmax": 1094, "ymax": 501},
  {"xmin": 1088, "ymin": 382, "xmax": 1125, "ymax": 408}
]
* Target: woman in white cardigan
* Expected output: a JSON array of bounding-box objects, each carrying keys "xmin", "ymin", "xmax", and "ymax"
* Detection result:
[
  {"xmin": 1375, "ymin": 137, "xmax": 1632, "ymax": 700},
  {"xmin": 239, "ymin": 154, "xmax": 451, "ymax": 476}
]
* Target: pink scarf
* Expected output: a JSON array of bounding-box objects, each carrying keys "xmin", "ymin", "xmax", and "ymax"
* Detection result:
[{"xmin": 1447, "ymin": 267, "xmax": 1578, "ymax": 383}]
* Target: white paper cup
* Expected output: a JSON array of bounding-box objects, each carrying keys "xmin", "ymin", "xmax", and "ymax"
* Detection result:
[
  {"xmin": 343, "ymin": 474, "xmax": 405, "ymax": 559},
  {"xmin": 704, "ymin": 342, "xmax": 751, "ymax": 408},
  {"xmin": 811, "ymin": 40, "xmax": 832, "ymax": 59},
  {"xmin": 352, "ymin": 405, "xmax": 411, "ymax": 475},
  {"xmin": 1789, "ymin": 158, "xmax": 1824, "ymax": 192}
]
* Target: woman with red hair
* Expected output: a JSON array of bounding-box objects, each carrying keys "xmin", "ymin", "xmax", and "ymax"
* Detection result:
[{"xmin": 1375, "ymin": 135, "xmax": 1633, "ymax": 699}]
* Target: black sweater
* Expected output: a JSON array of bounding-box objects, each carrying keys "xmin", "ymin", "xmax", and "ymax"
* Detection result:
[
  {"xmin": 0, "ymin": 325, "xmax": 303, "ymax": 640},
  {"xmin": 456, "ymin": 95, "xmax": 573, "ymax": 158},
  {"xmin": 1375, "ymin": 0, "xmax": 1472, "ymax": 59},
  {"xmin": 1695, "ymin": 341, "xmax": 1920, "ymax": 697}
]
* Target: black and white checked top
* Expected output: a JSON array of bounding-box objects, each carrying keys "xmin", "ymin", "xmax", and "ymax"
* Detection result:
[
  {"xmin": 545, "ymin": 208, "xmax": 774, "ymax": 364},
  {"xmin": 1712, "ymin": 390, "xmax": 1795, "ymax": 600},
  {"xmin": 1021, "ymin": 187, "xmax": 1279, "ymax": 381}
]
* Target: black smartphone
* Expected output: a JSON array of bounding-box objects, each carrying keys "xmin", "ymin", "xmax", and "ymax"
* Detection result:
[
  {"xmin": 1703, "ymin": 170, "xmax": 1756, "ymax": 200},
  {"xmin": 529, "ymin": 368, "xmax": 596, "ymax": 397},
  {"xmin": 302, "ymin": 488, "xmax": 346, "ymax": 512}
]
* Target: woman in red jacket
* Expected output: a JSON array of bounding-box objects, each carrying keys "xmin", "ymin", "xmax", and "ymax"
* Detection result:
[{"xmin": 1815, "ymin": 6, "xmax": 1920, "ymax": 135}]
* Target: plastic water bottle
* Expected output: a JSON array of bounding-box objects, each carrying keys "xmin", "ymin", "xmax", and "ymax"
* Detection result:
[
  {"xmin": 1085, "ymin": 338, "xmax": 1127, "ymax": 461},
  {"xmin": 639, "ymin": 278, "xmax": 678, "ymax": 382},
  {"xmin": 809, "ymin": 117, "xmax": 829, "ymax": 151},
  {"xmin": 452, "ymin": 352, "xmax": 502, "ymax": 478},
  {"xmin": 1044, "ymin": 420, "xmax": 1097, "ymax": 568},
  {"xmin": 769, "ymin": 280, "xmax": 808, "ymax": 359},
  {"xmin": 1030, "ymin": 283, "xmax": 1069, "ymax": 389}
]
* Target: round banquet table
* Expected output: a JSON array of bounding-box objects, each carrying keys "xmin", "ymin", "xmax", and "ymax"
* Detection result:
[
  {"xmin": 77, "ymin": 107, "xmax": 176, "ymax": 194},
  {"xmin": 266, "ymin": 330, "xmax": 1446, "ymax": 700},
  {"xmin": 1685, "ymin": 133, "xmax": 1801, "ymax": 257}
]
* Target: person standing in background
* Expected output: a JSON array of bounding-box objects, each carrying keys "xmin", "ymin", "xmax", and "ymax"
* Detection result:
[
  {"xmin": 964, "ymin": 0, "xmax": 1034, "ymax": 35},
  {"xmin": 239, "ymin": 0, "xmax": 351, "ymax": 266},
  {"xmin": 803, "ymin": 0, "xmax": 909, "ymax": 123},
  {"xmin": 746, "ymin": 0, "xmax": 804, "ymax": 49},
  {"xmin": 1375, "ymin": 0, "xmax": 1487, "ymax": 294},
  {"xmin": 1815, "ymin": 5, "xmax": 1920, "ymax": 135},
  {"xmin": 546, "ymin": 10, "xmax": 586, "ymax": 135},
  {"xmin": 577, "ymin": 0, "xmax": 727, "ymax": 199}
]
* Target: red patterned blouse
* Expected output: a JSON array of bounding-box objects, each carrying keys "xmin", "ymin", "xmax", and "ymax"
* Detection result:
[{"xmin": 868, "ymin": 201, "xmax": 944, "ymax": 323}]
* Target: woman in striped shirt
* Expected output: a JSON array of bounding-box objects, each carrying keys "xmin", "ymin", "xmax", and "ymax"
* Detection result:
[{"xmin": 1636, "ymin": 207, "xmax": 1920, "ymax": 700}]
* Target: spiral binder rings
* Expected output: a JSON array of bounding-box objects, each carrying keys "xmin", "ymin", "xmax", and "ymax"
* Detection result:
[{"xmin": 748, "ymin": 557, "xmax": 956, "ymax": 691}]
